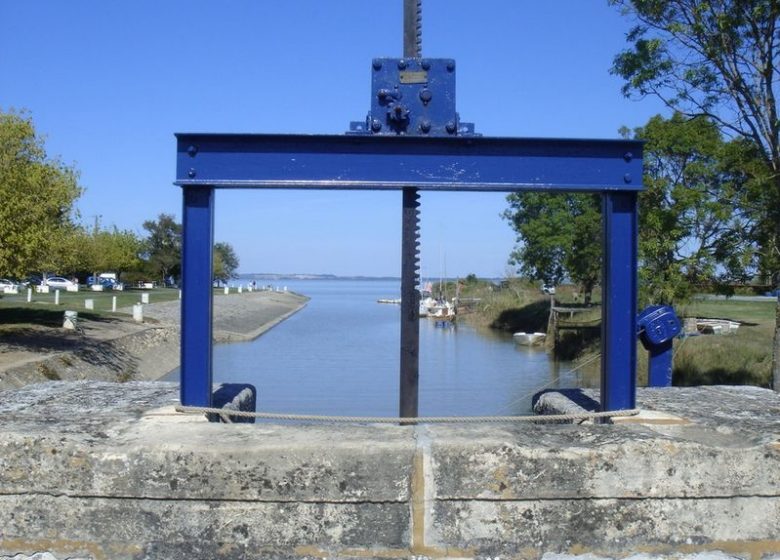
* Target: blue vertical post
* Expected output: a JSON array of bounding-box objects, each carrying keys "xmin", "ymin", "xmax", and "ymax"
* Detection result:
[
  {"xmin": 601, "ymin": 191, "xmax": 638, "ymax": 411},
  {"xmin": 647, "ymin": 343, "xmax": 674, "ymax": 387},
  {"xmin": 180, "ymin": 186, "xmax": 215, "ymax": 407}
]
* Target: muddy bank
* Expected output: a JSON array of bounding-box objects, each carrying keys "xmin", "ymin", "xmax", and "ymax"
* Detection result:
[{"xmin": 0, "ymin": 291, "xmax": 308, "ymax": 390}]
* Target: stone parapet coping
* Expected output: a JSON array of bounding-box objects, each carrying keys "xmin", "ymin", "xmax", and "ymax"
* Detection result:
[{"xmin": 0, "ymin": 381, "xmax": 778, "ymax": 559}]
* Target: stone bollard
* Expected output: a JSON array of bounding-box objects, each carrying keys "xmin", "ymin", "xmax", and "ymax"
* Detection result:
[
  {"xmin": 133, "ymin": 303, "xmax": 143, "ymax": 322},
  {"xmin": 84, "ymin": 299, "xmax": 94, "ymax": 310},
  {"xmin": 63, "ymin": 310, "xmax": 78, "ymax": 330},
  {"xmin": 27, "ymin": 288, "xmax": 32, "ymax": 302},
  {"xmin": 112, "ymin": 296, "xmax": 117, "ymax": 313},
  {"xmin": 54, "ymin": 289, "xmax": 60, "ymax": 305},
  {"xmin": 141, "ymin": 293, "xmax": 150, "ymax": 304}
]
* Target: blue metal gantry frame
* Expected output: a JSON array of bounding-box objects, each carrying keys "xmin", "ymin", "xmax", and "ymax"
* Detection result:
[{"xmin": 176, "ymin": 133, "xmax": 643, "ymax": 413}]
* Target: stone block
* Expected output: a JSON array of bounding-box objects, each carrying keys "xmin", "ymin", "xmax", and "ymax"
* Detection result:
[
  {"xmin": 430, "ymin": 497, "xmax": 780, "ymax": 557},
  {"xmin": 0, "ymin": 496, "xmax": 409, "ymax": 559}
]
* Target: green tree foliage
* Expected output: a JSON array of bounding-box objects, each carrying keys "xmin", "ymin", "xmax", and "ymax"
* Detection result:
[
  {"xmin": 141, "ymin": 213, "xmax": 182, "ymax": 284},
  {"xmin": 0, "ymin": 110, "xmax": 82, "ymax": 278},
  {"xmin": 611, "ymin": 0, "xmax": 779, "ymax": 170},
  {"xmin": 213, "ymin": 241, "xmax": 239, "ymax": 284},
  {"xmin": 502, "ymin": 193, "xmax": 601, "ymax": 303},
  {"xmin": 610, "ymin": 0, "xmax": 780, "ymax": 386},
  {"xmin": 503, "ymin": 114, "xmax": 757, "ymax": 306},
  {"xmin": 84, "ymin": 227, "xmax": 143, "ymax": 280},
  {"xmin": 636, "ymin": 113, "xmax": 757, "ymax": 303}
]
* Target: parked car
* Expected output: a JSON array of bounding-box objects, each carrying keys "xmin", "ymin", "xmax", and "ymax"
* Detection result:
[
  {"xmin": 44, "ymin": 277, "xmax": 78, "ymax": 289},
  {"xmin": 20, "ymin": 275, "xmax": 42, "ymax": 287},
  {"xmin": 87, "ymin": 276, "xmax": 115, "ymax": 288},
  {"xmin": 0, "ymin": 278, "xmax": 17, "ymax": 290}
]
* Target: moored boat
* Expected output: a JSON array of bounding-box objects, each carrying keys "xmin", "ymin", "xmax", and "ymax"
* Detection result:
[{"xmin": 513, "ymin": 332, "xmax": 546, "ymax": 346}]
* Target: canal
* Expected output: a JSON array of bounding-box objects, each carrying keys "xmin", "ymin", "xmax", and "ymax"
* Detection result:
[{"xmin": 207, "ymin": 278, "xmax": 581, "ymax": 416}]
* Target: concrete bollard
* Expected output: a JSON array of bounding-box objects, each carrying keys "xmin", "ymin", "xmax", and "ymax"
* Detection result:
[
  {"xmin": 27, "ymin": 288, "xmax": 32, "ymax": 302},
  {"xmin": 54, "ymin": 290, "xmax": 60, "ymax": 305},
  {"xmin": 84, "ymin": 299, "xmax": 94, "ymax": 310},
  {"xmin": 112, "ymin": 296, "xmax": 117, "ymax": 313},
  {"xmin": 238, "ymin": 285, "xmax": 243, "ymax": 294},
  {"xmin": 141, "ymin": 292, "xmax": 150, "ymax": 304},
  {"xmin": 284, "ymin": 286, "xmax": 287, "ymax": 292},
  {"xmin": 132, "ymin": 303, "xmax": 143, "ymax": 322},
  {"xmin": 63, "ymin": 310, "xmax": 78, "ymax": 330},
  {"xmin": 179, "ymin": 289, "xmax": 182, "ymax": 299},
  {"xmin": 224, "ymin": 286, "xmax": 229, "ymax": 295}
]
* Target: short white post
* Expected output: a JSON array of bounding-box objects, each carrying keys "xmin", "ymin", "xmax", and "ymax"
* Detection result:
[
  {"xmin": 141, "ymin": 293, "xmax": 150, "ymax": 304},
  {"xmin": 112, "ymin": 296, "xmax": 117, "ymax": 313},
  {"xmin": 84, "ymin": 299, "xmax": 94, "ymax": 310},
  {"xmin": 178, "ymin": 289, "xmax": 182, "ymax": 300},
  {"xmin": 224, "ymin": 286, "xmax": 229, "ymax": 295},
  {"xmin": 132, "ymin": 303, "xmax": 143, "ymax": 322},
  {"xmin": 54, "ymin": 289, "xmax": 60, "ymax": 305},
  {"xmin": 284, "ymin": 286, "xmax": 287, "ymax": 292},
  {"xmin": 63, "ymin": 310, "xmax": 78, "ymax": 330},
  {"xmin": 27, "ymin": 288, "xmax": 32, "ymax": 303},
  {"xmin": 238, "ymin": 285, "xmax": 243, "ymax": 294}
]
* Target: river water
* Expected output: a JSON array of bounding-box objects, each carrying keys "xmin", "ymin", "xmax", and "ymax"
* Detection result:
[{"xmin": 208, "ymin": 279, "xmax": 579, "ymax": 416}]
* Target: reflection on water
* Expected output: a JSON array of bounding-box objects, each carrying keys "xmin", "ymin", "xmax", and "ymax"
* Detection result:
[{"xmin": 191, "ymin": 279, "xmax": 581, "ymax": 416}]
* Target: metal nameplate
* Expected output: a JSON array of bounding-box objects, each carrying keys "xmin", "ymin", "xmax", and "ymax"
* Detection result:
[{"xmin": 399, "ymin": 71, "xmax": 428, "ymax": 84}]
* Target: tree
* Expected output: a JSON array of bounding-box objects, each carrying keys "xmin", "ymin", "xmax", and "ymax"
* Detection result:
[
  {"xmin": 0, "ymin": 110, "xmax": 82, "ymax": 278},
  {"xmin": 636, "ymin": 113, "xmax": 757, "ymax": 303},
  {"xmin": 84, "ymin": 227, "xmax": 143, "ymax": 281},
  {"xmin": 503, "ymin": 193, "xmax": 602, "ymax": 304},
  {"xmin": 141, "ymin": 213, "xmax": 181, "ymax": 285},
  {"xmin": 610, "ymin": 0, "xmax": 780, "ymax": 388},
  {"xmin": 213, "ymin": 242, "xmax": 239, "ymax": 285},
  {"xmin": 503, "ymin": 114, "xmax": 757, "ymax": 306}
]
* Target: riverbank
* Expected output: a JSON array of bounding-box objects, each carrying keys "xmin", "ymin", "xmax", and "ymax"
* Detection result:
[{"xmin": 0, "ymin": 290, "xmax": 308, "ymax": 390}]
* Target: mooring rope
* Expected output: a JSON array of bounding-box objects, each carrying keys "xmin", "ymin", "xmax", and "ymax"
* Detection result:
[{"xmin": 173, "ymin": 405, "xmax": 640, "ymax": 424}]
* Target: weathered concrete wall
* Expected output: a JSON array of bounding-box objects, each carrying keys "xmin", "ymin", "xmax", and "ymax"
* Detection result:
[{"xmin": 0, "ymin": 382, "xmax": 778, "ymax": 559}]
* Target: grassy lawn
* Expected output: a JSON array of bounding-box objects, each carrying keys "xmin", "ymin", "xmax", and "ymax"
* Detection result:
[
  {"xmin": 672, "ymin": 298, "xmax": 776, "ymax": 387},
  {"xmin": 0, "ymin": 288, "xmax": 183, "ymax": 331},
  {"xmin": 463, "ymin": 279, "xmax": 776, "ymax": 388}
]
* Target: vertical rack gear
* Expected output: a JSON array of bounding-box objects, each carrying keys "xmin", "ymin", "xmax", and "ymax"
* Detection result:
[{"xmin": 349, "ymin": 0, "xmax": 477, "ymax": 417}]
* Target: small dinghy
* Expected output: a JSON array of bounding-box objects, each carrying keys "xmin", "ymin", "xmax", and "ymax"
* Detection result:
[{"xmin": 513, "ymin": 332, "xmax": 547, "ymax": 346}]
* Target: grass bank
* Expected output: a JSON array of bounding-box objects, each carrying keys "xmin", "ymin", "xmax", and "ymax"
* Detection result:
[{"xmin": 460, "ymin": 280, "xmax": 776, "ymax": 388}]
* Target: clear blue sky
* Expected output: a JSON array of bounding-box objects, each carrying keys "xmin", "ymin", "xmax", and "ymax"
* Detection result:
[{"xmin": 0, "ymin": 1, "xmax": 666, "ymax": 278}]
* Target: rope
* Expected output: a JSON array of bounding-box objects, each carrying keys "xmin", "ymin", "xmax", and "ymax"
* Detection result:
[{"xmin": 173, "ymin": 405, "xmax": 639, "ymax": 424}]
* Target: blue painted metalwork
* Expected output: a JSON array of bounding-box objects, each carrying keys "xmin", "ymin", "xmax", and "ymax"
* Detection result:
[
  {"xmin": 180, "ymin": 186, "xmax": 215, "ymax": 407},
  {"xmin": 349, "ymin": 58, "xmax": 475, "ymax": 137},
  {"xmin": 176, "ymin": 16, "xmax": 644, "ymax": 413},
  {"xmin": 601, "ymin": 192, "xmax": 638, "ymax": 410},
  {"xmin": 177, "ymin": 134, "xmax": 643, "ymax": 411},
  {"xmin": 638, "ymin": 305, "xmax": 682, "ymax": 387},
  {"xmin": 175, "ymin": 134, "xmax": 642, "ymax": 192}
]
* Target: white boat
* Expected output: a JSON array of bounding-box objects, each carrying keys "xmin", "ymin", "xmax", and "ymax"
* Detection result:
[
  {"xmin": 696, "ymin": 319, "xmax": 741, "ymax": 334},
  {"xmin": 513, "ymin": 332, "xmax": 546, "ymax": 346},
  {"xmin": 420, "ymin": 296, "xmax": 457, "ymax": 321},
  {"xmin": 377, "ymin": 298, "xmax": 401, "ymax": 304}
]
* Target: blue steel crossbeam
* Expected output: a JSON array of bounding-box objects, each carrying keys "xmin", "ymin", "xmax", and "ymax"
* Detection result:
[
  {"xmin": 176, "ymin": 134, "xmax": 642, "ymax": 191},
  {"xmin": 176, "ymin": 132, "xmax": 643, "ymax": 414}
]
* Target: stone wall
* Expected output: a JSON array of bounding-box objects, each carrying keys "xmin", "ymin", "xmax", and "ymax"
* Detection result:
[
  {"xmin": 0, "ymin": 327, "xmax": 179, "ymax": 390},
  {"xmin": 0, "ymin": 382, "xmax": 778, "ymax": 559}
]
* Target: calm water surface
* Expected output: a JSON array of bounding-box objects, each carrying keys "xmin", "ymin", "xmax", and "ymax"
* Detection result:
[{"xmin": 209, "ymin": 279, "xmax": 580, "ymax": 416}]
